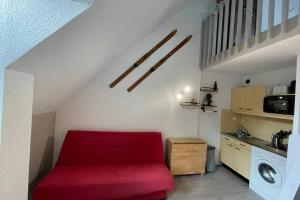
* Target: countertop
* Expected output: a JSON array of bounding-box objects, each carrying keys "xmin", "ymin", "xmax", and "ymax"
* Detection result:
[
  {"xmin": 221, "ymin": 132, "xmax": 287, "ymax": 157},
  {"xmin": 168, "ymin": 138, "xmax": 206, "ymax": 144}
]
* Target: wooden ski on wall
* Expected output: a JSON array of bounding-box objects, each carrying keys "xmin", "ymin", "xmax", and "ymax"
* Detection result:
[
  {"xmin": 109, "ymin": 29, "xmax": 178, "ymax": 88},
  {"xmin": 127, "ymin": 35, "xmax": 192, "ymax": 92}
]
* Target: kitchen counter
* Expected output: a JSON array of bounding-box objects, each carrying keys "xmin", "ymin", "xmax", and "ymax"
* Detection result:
[{"xmin": 221, "ymin": 132, "xmax": 287, "ymax": 157}]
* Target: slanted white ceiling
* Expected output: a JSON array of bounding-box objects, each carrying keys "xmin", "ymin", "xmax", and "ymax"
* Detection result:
[
  {"xmin": 1, "ymin": 0, "xmax": 91, "ymax": 71},
  {"xmin": 0, "ymin": 0, "xmax": 91, "ymax": 130},
  {"xmin": 9, "ymin": 0, "xmax": 190, "ymax": 114}
]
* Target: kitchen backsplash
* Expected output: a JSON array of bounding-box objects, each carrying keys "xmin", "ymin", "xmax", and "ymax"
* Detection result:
[{"xmin": 240, "ymin": 115, "xmax": 293, "ymax": 142}]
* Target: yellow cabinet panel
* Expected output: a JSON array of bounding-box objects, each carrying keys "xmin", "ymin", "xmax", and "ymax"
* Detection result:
[
  {"xmin": 220, "ymin": 136, "xmax": 234, "ymax": 168},
  {"xmin": 233, "ymin": 146, "xmax": 251, "ymax": 179},
  {"xmin": 231, "ymin": 87, "xmax": 247, "ymax": 111},
  {"xmin": 231, "ymin": 85, "xmax": 267, "ymax": 113},
  {"xmin": 246, "ymin": 85, "xmax": 267, "ymax": 113},
  {"xmin": 221, "ymin": 136, "xmax": 252, "ymax": 180}
]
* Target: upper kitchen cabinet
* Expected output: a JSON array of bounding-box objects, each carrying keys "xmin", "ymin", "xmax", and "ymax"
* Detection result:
[
  {"xmin": 245, "ymin": 85, "xmax": 267, "ymax": 113},
  {"xmin": 231, "ymin": 85, "xmax": 267, "ymax": 113},
  {"xmin": 231, "ymin": 87, "xmax": 247, "ymax": 111}
]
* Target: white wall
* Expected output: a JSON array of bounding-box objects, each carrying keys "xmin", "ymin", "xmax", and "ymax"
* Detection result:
[
  {"xmin": 198, "ymin": 66, "xmax": 297, "ymax": 163},
  {"xmin": 243, "ymin": 66, "xmax": 296, "ymax": 88},
  {"xmin": 0, "ymin": 70, "xmax": 34, "ymax": 200},
  {"xmin": 54, "ymin": 0, "xmax": 206, "ymax": 162},
  {"xmin": 198, "ymin": 72, "xmax": 242, "ymax": 163},
  {"xmin": 9, "ymin": 0, "xmax": 190, "ymax": 115}
]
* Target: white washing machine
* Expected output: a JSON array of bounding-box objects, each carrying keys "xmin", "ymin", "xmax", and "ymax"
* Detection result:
[{"xmin": 250, "ymin": 146, "xmax": 287, "ymax": 200}]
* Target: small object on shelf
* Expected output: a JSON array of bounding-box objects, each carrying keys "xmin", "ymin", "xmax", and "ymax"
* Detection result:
[
  {"xmin": 200, "ymin": 81, "xmax": 218, "ymax": 93},
  {"xmin": 180, "ymin": 82, "xmax": 218, "ymax": 112},
  {"xmin": 289, "ymin": 80, "xmax": 296, "ymax": 94},
  {"xmin": 272, "ymin": 85, "xmax": 288, "ymax": 95},
  {"xmin": 201, "ymin": 93, "xmax": 217, "ymax": 112}
]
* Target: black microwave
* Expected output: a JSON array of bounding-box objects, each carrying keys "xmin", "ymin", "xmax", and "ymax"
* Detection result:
[{"xmin": 263, "ymin": 95, "xmax": 295, "ymax": 115}]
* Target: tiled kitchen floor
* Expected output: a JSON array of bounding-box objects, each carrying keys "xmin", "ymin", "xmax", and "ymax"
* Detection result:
[{"xmin": 168, "ymin": 166, "xmax": 263, "ymax": 200}]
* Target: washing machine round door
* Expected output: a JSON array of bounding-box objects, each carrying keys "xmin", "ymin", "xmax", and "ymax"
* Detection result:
[{"xmin": 255, "ymin": 159, "xmax": 282, "ymax": 188}]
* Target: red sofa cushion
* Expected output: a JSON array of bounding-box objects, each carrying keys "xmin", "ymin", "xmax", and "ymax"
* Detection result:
[
  {"xmin": 32, "ymin": 164, "xmax": 173, "ymax": 200},
  {"xmin": 56, "ymin": 131, "xmax": 165, "ymax": 166},
  {"xmin": 32, "ymin": 131, "xmax": 174, "ymax": 200}
]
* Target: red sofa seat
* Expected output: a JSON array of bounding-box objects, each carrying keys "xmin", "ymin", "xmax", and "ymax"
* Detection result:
[{"xmin": 32, "ymin": 131, "xmax": 174, "ymax": 200}]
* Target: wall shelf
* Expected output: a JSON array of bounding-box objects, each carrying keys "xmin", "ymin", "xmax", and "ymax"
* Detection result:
[
  {"xmin": 200, "ymin": 87, "xmax": 218, "ymax": 93},
  {"xmin": 180, "ymin": 102, "xmax": 217, "ymax": 112},
  {"xmin": 180, "ymin": 102, "xmax": 202, "ymax": 109},
  {"xmin": 200, "ymin": 81, "xmax": 218, "ymax": 93},
  {"xmin": 230, "ymin": 109, "xmax": 293, "ymax": 121}
]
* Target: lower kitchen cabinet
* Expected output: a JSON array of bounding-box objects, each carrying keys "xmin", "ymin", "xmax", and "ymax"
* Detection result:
[
  {"xmin": 220, "ymin": 136, "xmax": 234, "ymax": 168},
  {"xmin": 233, "ymin": 144, "xmax": 251, "ymax": 179},
  {"xmin": 220, "ymin": 135, "xmax": 251, "ymax": 179}
]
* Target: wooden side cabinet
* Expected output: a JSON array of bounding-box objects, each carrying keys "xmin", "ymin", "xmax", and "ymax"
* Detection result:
[{"xmin": 167, "ymin": 138, "xmax": 207, "ymax": 175}]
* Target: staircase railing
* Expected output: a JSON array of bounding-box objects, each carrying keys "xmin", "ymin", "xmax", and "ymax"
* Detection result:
[{"xmin": 200, "ymin": 0, "xmax": 300, "ymax": 69}]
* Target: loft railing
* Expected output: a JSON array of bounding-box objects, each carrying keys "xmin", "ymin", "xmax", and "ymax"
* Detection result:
[{"xmin": 200, "ymin": 0, "xmax": 300, "ymax": 69}]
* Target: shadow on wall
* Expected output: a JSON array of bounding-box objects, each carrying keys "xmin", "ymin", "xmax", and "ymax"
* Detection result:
[
  {"xmin": 29, "ymin": 112, "xmax": 56, "ymax": 194},
  {"xmin": 29, "ymin": 136, "xmax": 54, "ymax": 193},
  {"xmin": 0, "ymin": 0, "xmax": 92, "ymax": 140}
]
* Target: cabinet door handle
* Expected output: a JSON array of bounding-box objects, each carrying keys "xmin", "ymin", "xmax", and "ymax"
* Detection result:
[
  {"xmin": 225, "ymin": 138, "xmax": 230, "ymax": 141},
  {"xmin": 235, "ymin": 147, "xmax": 241, "ymax": 150},
  {"xmin": 228, "ymin": 144, "xmax": 233, "ymax": 147},
  {"xmin": 247, "ymin": 108, "xmax": 252, "ymax": 111},
  {"xmin": 239, "ymin": 143, "xmax": 246, "ymax": 147},
  {"xmin": 239, "ymin": 108, "xmax": 244, "ymax": 110}
]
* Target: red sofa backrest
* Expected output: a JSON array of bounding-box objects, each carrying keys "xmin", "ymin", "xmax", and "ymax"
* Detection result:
[{"xmin": 56, "ymin": 130, "xmax": 164, "ymax": 166}]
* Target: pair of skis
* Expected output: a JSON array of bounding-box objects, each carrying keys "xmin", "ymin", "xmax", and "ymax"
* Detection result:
[{"xmin": 109, "ymin": 29, "xmax": 192, "ymax": 92}]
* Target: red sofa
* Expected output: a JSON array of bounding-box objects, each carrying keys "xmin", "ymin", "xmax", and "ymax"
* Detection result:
[{"xmin": 32, "ymin": 130, "xmax": 174, "ymax": 200}]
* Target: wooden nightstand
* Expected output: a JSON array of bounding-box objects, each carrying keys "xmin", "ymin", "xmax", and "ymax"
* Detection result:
[{"xmin": 167, "ymin": 138, "xmax": 207, "ymax": 175}]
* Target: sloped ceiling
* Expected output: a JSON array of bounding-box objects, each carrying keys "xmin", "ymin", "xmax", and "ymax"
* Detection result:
[
  {"xmin": 8, "ymin": 0, "xmax": 191, "ymax": 115},
  {"xmin": 1, "ymin": 0, "xmax": 91, "ymax": 71}
]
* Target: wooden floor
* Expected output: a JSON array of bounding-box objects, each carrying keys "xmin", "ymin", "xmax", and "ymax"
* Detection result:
[{"xmin": 168, "ymin": 166, "xmax": 263, "ymax": 200}]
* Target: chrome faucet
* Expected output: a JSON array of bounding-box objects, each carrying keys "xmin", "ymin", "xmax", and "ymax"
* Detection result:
[{"xmin": 236, "ymin": 125, "xmax": 249, "ymax": 138}]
